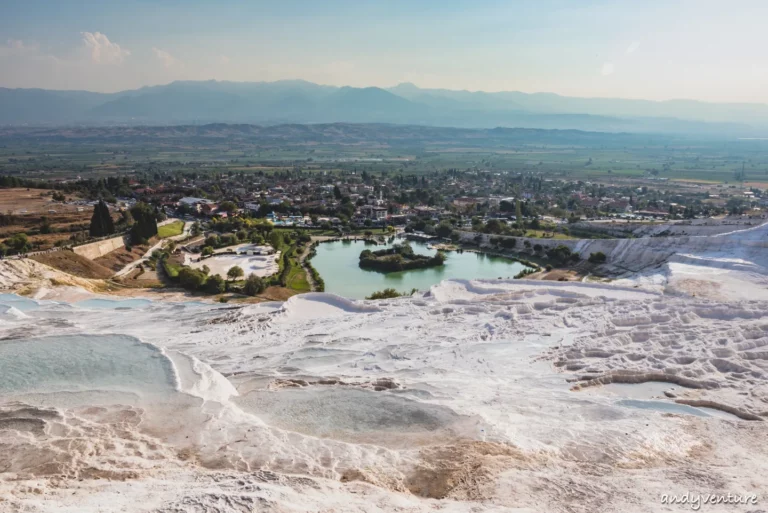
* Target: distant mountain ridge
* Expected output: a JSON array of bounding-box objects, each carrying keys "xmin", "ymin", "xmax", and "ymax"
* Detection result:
[{"xmin": 1, "ymin": 79, "xmax": 766, "ymax": 136}]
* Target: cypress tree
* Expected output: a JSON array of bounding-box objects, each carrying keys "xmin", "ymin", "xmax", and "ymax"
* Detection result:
[
  {"xmin": 89, "ymin": 200, "xmax": 115, "ymax": 237},
  {"xmin": 129, "ymin": 202, "xmax": 158, "ymax": 243}
]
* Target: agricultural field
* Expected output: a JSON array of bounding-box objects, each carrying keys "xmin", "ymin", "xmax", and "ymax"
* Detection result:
[{"xmin": 2, "ymin": 124, "xmax": 768, "ymax": 187}]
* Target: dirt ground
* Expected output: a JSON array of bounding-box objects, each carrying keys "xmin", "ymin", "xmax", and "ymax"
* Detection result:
[
  {"xmin": 94, "ymin": 243, "xmax": 151, "ymax": 272},
  {"xmin": 528, "ymin": 268, "xmax": 583, "ymax": 281},
  {"xmin": 30, "ymin": 251, "xmax": 115, "ymax": 280},
  {"xmin": 0, "ymin": 188, "xmax": 82, "ymax": 214},
  {"xmin": 0, "ymin": 188, "xmax": 95, "ymax": 250}
]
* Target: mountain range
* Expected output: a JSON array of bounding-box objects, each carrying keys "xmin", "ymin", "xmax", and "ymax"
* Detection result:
[{"xmin": 2, "ymin": 79, "xmax": 767, "ymax": 136}]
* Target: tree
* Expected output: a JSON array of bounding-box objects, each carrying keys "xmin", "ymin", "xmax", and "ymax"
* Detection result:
[
  {"xmin": 89, "ymin": 200, "xmax": 115, "ymax": 237},
  {"xmin": 588, "ymin": 252, "xmax": 607, "ymax": 264},
  {"xmin": 39, "ymin": 216, "xmax": 53, "ymax": 234},
  {"xmin": 190, "ymin": 222, "xmax": 202, "ymax": 237},
  {"xmin": 333, "ymin": 185, "xmax": 342, "ymax": 200},
  {"xmin": 178, "ymin": 267, "xmax": 206, "ymax": 290},
  {"xmin": 243, "ymin": 274, "xmax": 266, "ymax": 296},
  {"xmin": 6, "ymin": 233, "xmax": 30, "ymax": 254},
  {"xmin": 219, "ymin": 201, "xmax": 237, "ymax": 213},
  {"xmin": 484, "ymin": 219, "xmax": 503, "ymax": 234},
  {"xmin": 515, "ymin": 199, "xmax": 523, "ymax": 229},
  {"xmin": 204, "ymin": 274, "xmax": 226, "ymax": 294},
  {"xmin": 129, "ymin": 202, "xmax": 158, "ymax": 244},
  {"xmin": 269, "ymin": 231, "xmax": 283, "ymax": 250},
  {"xmin": 546, "ymin": 244, "xmax": 573, "ymax": 264},
  {"xmin": 201, "ymin": 246, "xmax": 214, "ymax": 257},
  {"xmin": 205, "ymin": 234, "xmax": 220, "ymax": 248},
  {"xmin": 227, "ymin": 265, "xmax": 244, "ymax": 282},
  {"xmin": 500, "ymin": 237, "xmax": 517, "ymax": 249},
  {"xmin": 436, "ymin": 221, "xmax": 453, "ymax": 238}
]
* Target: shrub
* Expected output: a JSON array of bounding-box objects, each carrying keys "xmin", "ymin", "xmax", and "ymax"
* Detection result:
[
  {"xmin": 243, "ymin": 274, "xmax": 266, "ymax": 296},
  {"xmin": 546, "ymin": 244, "xmax": 573, "ymax": 264},
  {"xmin": 500, "ymin": 237, "xmax": 517, "ymax": 249},
  {"xmin": 205, "ymin": 274, "xmax": 226, "ymax": 294},
  {"xmin": 6, "ymin": 233, "xmax": 30, "ymax": 254},
  {"xmin": 588, "ymin": 251, "xmax": 607, "ymax": 264},
  {"xmin": 366, "ymin": 288, "xmax": 403, "ymax": 300},
  {"xmin": 178, "ymin": 267, "xmax": 206, "ymax": 290},
  {"xmin": 205, "ymin": 234, "xmax": 220, "ymax": 248},
  {"xmin": 514, "ymin": 268, "xmax": 537, "ymax": 279}
]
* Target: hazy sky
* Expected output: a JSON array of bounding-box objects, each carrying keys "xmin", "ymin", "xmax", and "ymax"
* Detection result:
[{"xmin": 2, "ymin": 0, "xmax": 767, "ymax": 103}]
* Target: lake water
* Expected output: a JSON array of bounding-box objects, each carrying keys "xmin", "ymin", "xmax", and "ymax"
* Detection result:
[{"xmin": 311, "ymin": 239, "xmax": 532, "ymax": 299}]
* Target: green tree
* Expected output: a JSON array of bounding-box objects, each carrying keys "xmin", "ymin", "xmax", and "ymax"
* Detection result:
[
  {"xmin": 178, "ymin": 267, "xmax": 206, "ymax": 290},
  {"xmin": 129, "ymin": 202, "xmax": 158, "ymax": 244},
  {"xmin": 588, "ymin": 252, "xmax": 607, "ymax": 264},
  {"xmin": 436, "ymin": 221, "xmax": 453, "ymax": 238},
  {"xmin": 6, "ymin": 233, "xmax": 30, "ymax": 253},
  {"xmin": 484, "ymin": 219, "xmax": 503, "ymax": 234},
  {"xmin": 219, "ymin": 201, "xmax": 237, "ymax": 213},
  {"xmin": 39, "ymin": 216, "xmax": 53, "ymax": 234},
  {"xmin": 204, "ymin": 234, "xmax": 220, "ymax": 248},
  {"xmin": 515, "ymin": 200, "xmax": 523, "ymax": 229},
  {"xmin": 227, "ymin": 265, "xmax": 244, "ymax": 282},
  {"xmin": 269, "ymin": 231, "xmax": 283, "ymax": 250},
  {"xmin": 89, "ymin": 200, "xmax": 115, "ymax": 237},
  {"xmin": 204, "ymin": 274, "xmax": 226, "ymax": 294},
  {"xmin": 243, "ymin": 274, "xmax": 266, "ymax": 296}
]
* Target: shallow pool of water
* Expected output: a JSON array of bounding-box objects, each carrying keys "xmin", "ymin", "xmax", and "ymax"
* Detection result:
[
  {"xmin": 0, "ymin": 334, "xmax": 178, "ymax": 397},
  {"xmin": 616, "ymin": 399, "xmax": 741, "ymax": 420},
  {"xmin": 75, "ymin": 298, "xmax": 153, "ymax": 309}
]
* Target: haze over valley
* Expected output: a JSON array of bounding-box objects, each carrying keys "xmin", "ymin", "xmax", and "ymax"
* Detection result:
[{"xmin": 4, "ymin": 79, "xmax": 768, "ymax": 136}]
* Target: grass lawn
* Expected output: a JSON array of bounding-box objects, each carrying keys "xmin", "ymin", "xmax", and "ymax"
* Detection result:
[
  {"xmin": 524, "ymin": 230, "xmax": 577, "ymax": 240},
  {"xmin": 286, "ymin": 264, "xmax": 310, "ymax": 292},
  {"xmin": 158, "ymin": 220, "xmax": 184, "ymax": 238}
]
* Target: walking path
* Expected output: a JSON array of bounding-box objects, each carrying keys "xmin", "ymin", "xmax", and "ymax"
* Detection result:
[{"xmin": 113, "ymin": 220, "xmax": 189, "ymax": 278}]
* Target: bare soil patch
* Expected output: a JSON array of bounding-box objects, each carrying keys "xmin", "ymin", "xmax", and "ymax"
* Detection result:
[
  {"xmin": 95, "ymin": 243, "xmax": 150, "ymax": 272},
  {"xmin": 30, "ymin": 251, "xmax": 114, "ymax": 280}
]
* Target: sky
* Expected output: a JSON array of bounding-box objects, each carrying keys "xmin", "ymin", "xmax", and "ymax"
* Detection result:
[{"xmin": 1, "ymin": 0, "xmax": 767, "ymax": 103}]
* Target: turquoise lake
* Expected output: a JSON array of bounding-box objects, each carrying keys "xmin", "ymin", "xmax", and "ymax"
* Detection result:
[{"xmin": 310, "ymin": 239, "xmax": 532, "ymax": 299}]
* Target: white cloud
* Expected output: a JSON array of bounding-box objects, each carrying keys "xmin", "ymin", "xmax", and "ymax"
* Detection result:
[
  {"xmin": 8, "ymin": 39, "xmax": 25, "ymax": 50},
  {"xmin": 0, "ymin": 39, "xmax": 35, "ymax": 57},
  {"xmin": 625, "ymin": 41, "xmax": 641, "ymax": 55},
  {"xmin": 153, "ymin": 47, "xmax": 179, "ymax": 68},
  {"xmin": 601, "ymin": 62, "xmax": 615, "ymax": 76},
  {"xmin": 81, "ymin": 32, "xmax": 129, "ymax": 64}
]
